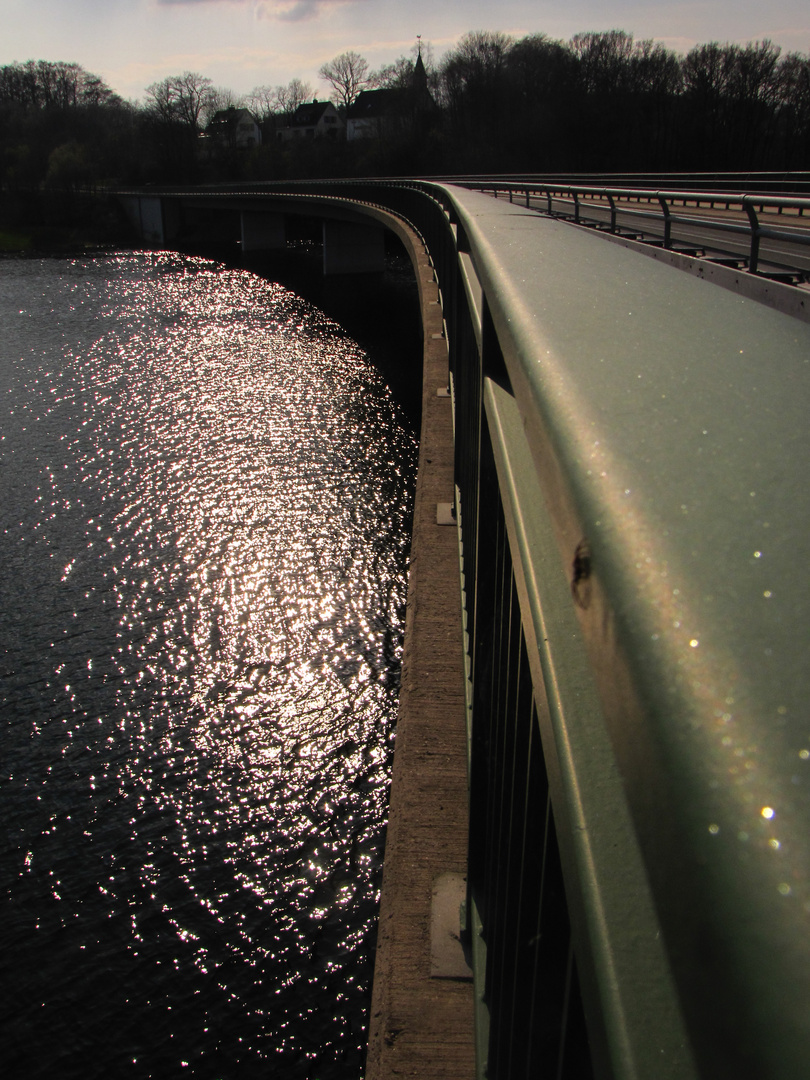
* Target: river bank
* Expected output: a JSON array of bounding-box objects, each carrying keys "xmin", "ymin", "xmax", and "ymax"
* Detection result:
[{"xmin": 0, "ymin": 188, "xmax": 136, "ymax": 254}]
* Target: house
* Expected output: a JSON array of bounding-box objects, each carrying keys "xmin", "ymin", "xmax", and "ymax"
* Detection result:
[
  {"xmin": 207, "ymin": 108, "xmax": 261, "ymax": 150},
  {"xmin": 346, "ymin": 89, "xmax": 400, "ymax": 141},
  {"xmin": 278, "ymin": 101, "xmax": 344, "ymax": 142}
]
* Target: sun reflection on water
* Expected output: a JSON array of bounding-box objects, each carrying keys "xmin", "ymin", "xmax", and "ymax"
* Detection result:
[{"xmin": 2, "ymin": 252, "xmax": 417, "ymax": 1076}]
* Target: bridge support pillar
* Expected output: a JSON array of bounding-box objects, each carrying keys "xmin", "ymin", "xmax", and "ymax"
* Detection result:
[
  {"xmin": 119, "ymin": 196, "xmax": 165, "ymax": 246},
  {"xmin": 162, "ymin": 199, "xmax": 183, "ymax": 243},
  {"xmin": 322, "ymin": 220, "xmax": 385, "ymax": 275},
  {"xmin": 240, "ymin": 212, "xmax": 286, "ymax": 253},
  {"xmin": 137, "ymin": 197, "xmax": 165, "ymax": 246}
]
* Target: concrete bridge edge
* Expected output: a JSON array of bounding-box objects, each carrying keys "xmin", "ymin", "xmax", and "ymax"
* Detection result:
[{"xmin": 360, "ymin": 211, "xmax": 476, "ymax": 1078}]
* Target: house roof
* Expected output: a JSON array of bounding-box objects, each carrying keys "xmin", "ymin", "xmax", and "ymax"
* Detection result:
[
  {"xmin": 346, "ymin": 89, "xmax": 399, "ymax": 120},
  {"xmin": 210, "ymin": 107, "xmax": 255, "ymax": 124},
  {"xmin": 288, "ymin": 101, "xmax": 337, "ymax": 127}
]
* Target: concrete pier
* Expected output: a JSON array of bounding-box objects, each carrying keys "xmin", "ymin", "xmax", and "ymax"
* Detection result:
[
  {"xmin": 365, "ymin": 221, "xmax": 475, "ymax": 1079},
  {"xmin": 240, "ymin": 211, "xmax": 285, "ymax": 252}
]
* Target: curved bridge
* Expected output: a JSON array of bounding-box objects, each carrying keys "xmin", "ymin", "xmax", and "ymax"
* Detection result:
[{"xmin": 121, "ymin": 181, "xmax": 810, "ymax": 1080}]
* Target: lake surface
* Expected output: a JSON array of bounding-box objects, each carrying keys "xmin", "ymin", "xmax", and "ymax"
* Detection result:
[{"xmin": 0, "ymin": 252, "xmax": 418, "ymax": 1078}]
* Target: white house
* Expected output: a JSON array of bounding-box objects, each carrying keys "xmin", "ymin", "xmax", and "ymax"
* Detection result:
[
  {"xmin": 279, "ymin": 101, "xmax": 344, "ymax": 142},
  {"xmin": 208, "ymin": 108, "xmax": 261, "ymax": 149}
]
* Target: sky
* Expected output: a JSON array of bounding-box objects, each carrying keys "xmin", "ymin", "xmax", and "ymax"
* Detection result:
[{"xmin": 2, "ymin": 0, "xmax": 810, "ymax": 105}]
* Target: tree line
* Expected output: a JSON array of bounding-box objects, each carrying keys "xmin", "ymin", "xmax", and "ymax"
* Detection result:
[{"xmin": 1, "ymin": 30, "xmax": 809, "ymax": 197}]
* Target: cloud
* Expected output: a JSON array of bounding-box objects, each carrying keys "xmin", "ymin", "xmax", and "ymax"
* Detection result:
[
  {"xmin": 155, "ymin": 0, "xmax": 366, "ymax": 21},
  {"xmin": 255, "ymin": 0, "xmax": 364, "ymax": 22},
  {"xmin": 156, "ymin": 0, "xmax": 363, "ymax": 13}
]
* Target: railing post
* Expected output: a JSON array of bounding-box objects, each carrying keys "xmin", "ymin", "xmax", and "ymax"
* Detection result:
[
  {"xmin": 743, "ymin": 197, "xmax": 761, "ymax": 274},
  {"xmin": 657, "ymin": 193, "xmax": 672, "ymax": 249},
  {"xmin": 607, "ymin": 193, "xmax": 617, "ymax": 234}
]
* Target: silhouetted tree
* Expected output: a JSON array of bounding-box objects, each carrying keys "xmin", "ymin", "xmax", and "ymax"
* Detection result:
[
  {"xmin": 440, "ymin": 31, "xmax": 514, "ymax": 170},
  {"xmin": 319, "ymin": 51, "xmax": 372, "ymax": 109},
  {"xmin": 274, "ymin": 79, "xmax": 314, "ymax": 116}
]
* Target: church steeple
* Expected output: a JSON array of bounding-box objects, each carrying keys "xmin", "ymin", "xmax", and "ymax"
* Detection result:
[{"xmin": 413, "ymin": 36, "xmax": 428, "ymax": 94}]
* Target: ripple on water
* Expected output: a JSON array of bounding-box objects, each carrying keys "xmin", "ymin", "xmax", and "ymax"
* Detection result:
[{"xmin": 0, "ymin": 252, "xmax": 418, "ymax": 1078}]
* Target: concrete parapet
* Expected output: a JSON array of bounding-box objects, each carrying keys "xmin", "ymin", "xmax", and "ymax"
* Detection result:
[{"xmin": 364, "ymin": 213, "xmax": 474, "ymax": 1080}]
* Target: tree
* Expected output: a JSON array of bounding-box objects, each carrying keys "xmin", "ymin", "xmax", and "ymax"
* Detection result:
[
  {"xmin": 774, "ymin": 52, "xmax": 810, "ymax": 167},
  {"xmin": 144, "ymin": 71, "xmax": 214, "ymax": 133},
  {"xmin": 374, "ymin": 42, "xmax": 438, "ymax": 93},
  {"xmin": 206, "ymin": 86, "xmax": 245, "ymax": 125},
  {"xmin": 502, "ymin": 34, "xmax": 580, "ymax": 170},
  {"xmin": 319, "ymin": 51, "xmax": 372, "ymax": 108},
  {"xmin": 570, "ymin": 29, "xmax": 636, "ymax": 95},
  {"xmin": 46, "ymin": 140, "xmax": 92, "ymax": 191},
  {"xmin": 142, "ymin": 71, "xmax": 214, "ymax": 181},
  {"xmin": 440, "ymin": 31, "xmax": 514, "ymax": 168},
  {"xmin": 246, "ymin": 84, "xmax": 276, "ymax": 122},
  {"xmin": 274, "ymin": 78, "xmax": 313, "ymax": 115}
]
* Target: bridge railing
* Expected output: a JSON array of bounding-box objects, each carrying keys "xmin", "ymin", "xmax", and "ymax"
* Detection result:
[
  {"xmin": 343, "ymin": 180, "xmax": 810, "ymax": 1080},
  {"xmin": 119, "ymin": 179, "xmax": 810, "ymax": 1079},
  {"xmin": 389, "ymin": 182, "xmax": 696, "ymax": 1080},
  {"xmin": 449, "ymin": 180, "xmax": 810, "ymax": 280}
]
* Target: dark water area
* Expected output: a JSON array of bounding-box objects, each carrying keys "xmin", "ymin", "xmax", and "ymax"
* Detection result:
[{"xmin": 0, "ymin": 252, "xmax": 419, "ymax": 1078}]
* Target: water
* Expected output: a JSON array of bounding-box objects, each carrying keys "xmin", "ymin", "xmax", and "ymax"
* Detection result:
[{"xmin": 0, "ymin": 253, "xmax": 418, "ymax": 1078}]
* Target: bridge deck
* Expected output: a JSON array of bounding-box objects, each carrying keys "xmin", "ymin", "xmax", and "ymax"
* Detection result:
[{"xmin": 365, "ymin": 235, "xmax": 475, "ymax": 1078}]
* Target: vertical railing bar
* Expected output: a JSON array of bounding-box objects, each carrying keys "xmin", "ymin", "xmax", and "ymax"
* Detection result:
[
  {"xmin": 491, "ymin": 569, "xmax": 520, "ymax": 957},
  {"xmin": 482, "ymin": 503, "xmax": 509, "ymax": 938},
  {"xmin": 502, "ymin": 638, "xmax": 538, "ymax": 1079},
  {"xmin": 555, "ymin": 941, "xmax": 577, "ymax": 1080},
  {"xmin": 526, "ymin": 783, "xmax": 554, "ymax": 1068},
  {"xmin": 491, "ymin": 598, "xmax": 525, "ymax": 1072}
]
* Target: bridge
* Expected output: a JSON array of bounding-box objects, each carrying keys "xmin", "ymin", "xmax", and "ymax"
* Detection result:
[{"xmin": 120, "ymin": 180, "xmax": 810, "ymax": 1080}]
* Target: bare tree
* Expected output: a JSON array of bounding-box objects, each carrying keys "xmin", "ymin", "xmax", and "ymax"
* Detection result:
[
  {"xmin": 318, "ymin": 51, "xmax": 372, "ymax": 108},
  {"xmin": 373, "ymin": 56, "xmax": 414, "ymax": 90},
  {"xmin": 246, "ymin": 84, "xmax": 277, "ymax": 122},
  {"xmin": 144, "ymin": 77, "xmax": 176, "ymax": 124},
  {"xmin": 274, "ymin": 78, "xmax": 313, "ymax": 115},
  {"xmin": 173, "ymin": 71, "xmax": 214, "ymax": 132},
  {"xmin": 374, "ymin": 41, "xmax": 440, "ymax": 95},
  {"xmin": 205, "ymin": 85, "xmax": 245, "ymax": 124},
  {"xmin": 144, "ymin": 71, "xmax": 214, "ymax": 133}
]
